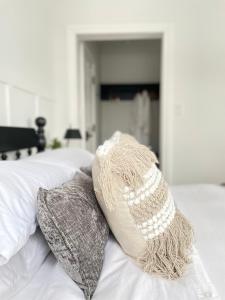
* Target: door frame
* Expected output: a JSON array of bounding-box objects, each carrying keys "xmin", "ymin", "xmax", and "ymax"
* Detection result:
[
  {"xmin": 67, "ymin": 23, "xmax": 174, "ymax": 183},
  {"xmin": 84, "ymin": 45, "xmax": 97, "ymax": 152}
]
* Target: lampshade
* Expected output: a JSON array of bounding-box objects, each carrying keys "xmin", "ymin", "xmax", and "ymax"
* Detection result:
[{"xmin": 64, "ymin": 129, "xmax": 82, "ymax": 139}]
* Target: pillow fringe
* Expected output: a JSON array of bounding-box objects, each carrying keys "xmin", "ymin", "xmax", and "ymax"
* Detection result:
[{"xmin": 138, "ymin": 210, "xmax": 194, "ymax": 279}]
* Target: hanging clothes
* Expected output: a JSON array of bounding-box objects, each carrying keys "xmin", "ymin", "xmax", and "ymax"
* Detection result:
[{"xmin": 130, "ymin": 90, "xmax": 151, "ymax": 145}]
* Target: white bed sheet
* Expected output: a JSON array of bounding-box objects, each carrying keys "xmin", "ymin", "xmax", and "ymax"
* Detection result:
[
  {"xmin": 9, "ymin": 238, "xmax": 218, "ymax": 300},
  {"xmin": 2, "ymin": 184, "xmax": 224, "ymax": 300},
  {"xmin": 173, "ymin": 184, "xmax": 225, "ymax": 299}
]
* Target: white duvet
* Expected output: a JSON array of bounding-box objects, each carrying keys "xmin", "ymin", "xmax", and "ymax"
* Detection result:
[
  {"xmin": 7, "ymin": 238, "xmax": 218, "ymax": 300},
  {"xmin": 1, "ymin": 184, "xmax": 224, "ymax": 300}
]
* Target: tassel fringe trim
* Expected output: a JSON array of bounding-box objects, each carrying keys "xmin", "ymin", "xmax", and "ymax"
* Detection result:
[{"xmin": 137, "ymin": 210, "xmax": 194, "ymax": 279}]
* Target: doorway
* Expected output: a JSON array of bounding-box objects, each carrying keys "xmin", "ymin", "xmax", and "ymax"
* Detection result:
[
  {"xmin": 83, "ymin": 39, "xmax": 161, "ymax": 159},
  {"xmin": 98, "ymin": 40, "xmax": 160, "ymax": 159},
  {"xmin": 67, "ymin": 24, "xmax": 174, "ymax": 182}
]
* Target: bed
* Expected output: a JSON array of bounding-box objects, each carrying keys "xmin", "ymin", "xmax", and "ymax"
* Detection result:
[{"xmin": 0, "ymin": 120, "xmax": 224, "ymax": 300}]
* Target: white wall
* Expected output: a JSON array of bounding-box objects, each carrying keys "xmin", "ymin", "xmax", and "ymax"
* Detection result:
[
  {"xmin": 100, "ymin": 40, "xmax": 161, "ymax": 83},
  {"xmin": 50, "ymin": 0, "xmax": 225, "ymax": 184},
  {"xmin": 0, "ymin": 0, "xmax": 56, "ymax": 141},
  {"xmin": 98, "ymin": 40, "xmax": 160, "ymax": 151}
]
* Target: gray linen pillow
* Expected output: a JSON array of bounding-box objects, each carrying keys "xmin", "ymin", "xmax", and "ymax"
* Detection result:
[{"xmin": 37, "ymin": 172, "xmax": 109, "ymax": 300}]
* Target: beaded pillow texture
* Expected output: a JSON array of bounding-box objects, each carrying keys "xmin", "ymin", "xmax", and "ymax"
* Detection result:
[
  {"xmin": 92, "ymin": 132, "xmax": 193, "ymax": 279},
  {"xmin": 37, "ymin": 172, "xmax": 109, "ymax": 300}
]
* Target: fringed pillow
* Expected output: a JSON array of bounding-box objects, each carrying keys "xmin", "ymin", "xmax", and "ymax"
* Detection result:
[{"xmin": 92, "ymin": 132, "xmax": 193, "ymax": 279}]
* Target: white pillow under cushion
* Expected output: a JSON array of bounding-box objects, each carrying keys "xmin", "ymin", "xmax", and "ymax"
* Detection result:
[
  {"xmin": 0, "ymin": 227, "xmax": 50, "ymax": 299},
  {"xmin": 24, "ymin": 148, "xmax": 94, "ymax": 169},
  {"xmin": 0, "ymin": 159, "xmax": 79, "ymax": 265}
]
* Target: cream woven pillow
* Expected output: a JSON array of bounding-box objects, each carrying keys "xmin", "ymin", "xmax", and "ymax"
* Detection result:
[{"xmin": 92, "ymin": 132, "xmax": 193, "ymax": 279}]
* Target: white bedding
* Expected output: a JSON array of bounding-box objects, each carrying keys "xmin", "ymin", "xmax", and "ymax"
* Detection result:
[
  {"xmin": 1, "ymin": 184, "xmax": 223, "ymax": 300},
  {"xmin": 173, "ymin": 184, "xmax": 225, "ymax": 299},
  {"xmin": 6, "ymin": 238, "xmax": 218, "ymax": 300}
]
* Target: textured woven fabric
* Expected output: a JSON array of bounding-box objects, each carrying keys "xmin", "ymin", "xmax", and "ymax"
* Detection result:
[
  {"xmin": 37, "ymin": 172, "xmax": 109, "ymax": 300},
  {"xmin": 92, "ymin": 132, "xmax": 193, "ymax": 280}
]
